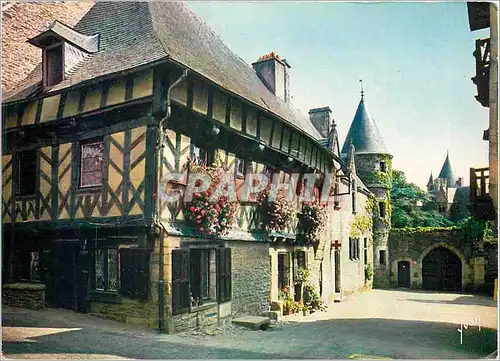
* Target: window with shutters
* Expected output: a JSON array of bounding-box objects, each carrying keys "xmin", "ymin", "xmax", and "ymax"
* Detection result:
[
  {"xmin": 190, "ymin": 249, "xmax": 217, "ymax": 303},
  {"xmin": 171, "ymin": 247, "xmax": 231, "ymax": 315},
  {"xmin": 44, "ymin": 43, "xmax": 64, "ymax": 87},
  {"xmin": 17, "ymin": 149, "xmax": 37, "ymax": 196}
]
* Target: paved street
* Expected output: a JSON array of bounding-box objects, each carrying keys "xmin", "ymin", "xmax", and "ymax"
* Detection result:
[{"xmin": 2, "ymin": 289, "xmax": 497, "ymax": 359}]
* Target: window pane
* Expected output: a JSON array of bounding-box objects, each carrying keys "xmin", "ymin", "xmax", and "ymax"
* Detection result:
[
  {"xmin": 95, "ymin": 249, "xmax": 105, "ymax": 290},
  {"xmin": 260, "ymin": 117, "xmax": 273, "ymax": 145},
  {"xmin": 81, "ymin": 142, "xmax": 104, "ymax": 187},
  {"xmin": 46, "ymin": 45, "xmax": 63, "ymax": 86},
  {"xmin": 282, "ymin": 126, "xmax": 290, "ymax": 152},
  {"xmin": 18, "ymin": 150, "xmax": 37, "ymax": 196},
  {"xmin": 291, "ymin": 132, "xmax": 300, "ymax": 157},
  {"xmin": 272, "ymin": 122, "xmax": 282, "ymax": 149},
  {"xmin": 108, "ymin": 249, "xmax": 118, "ymax": 291},
  {"xmin": 30, "ymin": 252, "xmax": 40, "ymax": 282}
]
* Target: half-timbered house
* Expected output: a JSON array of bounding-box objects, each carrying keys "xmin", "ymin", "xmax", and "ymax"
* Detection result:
[{"xmin": 2, "ymin": 2, "xmax": 373, "ymax": 333}]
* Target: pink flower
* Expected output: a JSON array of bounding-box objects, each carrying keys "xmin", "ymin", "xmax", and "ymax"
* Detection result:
[
  {"xmin": 190, "ymin": 206, "xmax": 195, "ymax": 212},
  {"xmin": 199, "ymin": 227, "xmax": 204, "ymax": 232},
  {"xmin": 201, "ymin": 210, "xmax": 206, "ymax": 216}
]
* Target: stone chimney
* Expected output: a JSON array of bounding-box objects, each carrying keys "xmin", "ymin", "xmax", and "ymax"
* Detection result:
[
  {"xmin": 252, "ymin": 52, "xmax": 291, "ymax": 103},
  {"xmin": 455, "ymin": 177, "xmax": 463, "ymax": 187},
  {"xmin": 309, "ymin": 106, "xmax": 332, "ymax": 138}
]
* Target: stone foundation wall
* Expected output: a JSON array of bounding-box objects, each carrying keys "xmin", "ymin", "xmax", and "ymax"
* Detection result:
[
  {"xmin": 172, "ymin": 301, "xmax": 232, "ymax": 333},
  {"xmin": 229, "ymin": 241, "xmax": 270, "ymax": 317},
  {"xmin": 90, "ymin": 297, "xmax": 159, "ymax": 329},
  {"xmin": 3, "ymin": 283, "xmax": 46, "ymax": 309}
]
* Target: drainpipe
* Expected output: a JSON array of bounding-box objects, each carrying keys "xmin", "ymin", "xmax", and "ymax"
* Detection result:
[{"xmin": 155, "ymin": 68, "xmax": 189, "ymax": 333}]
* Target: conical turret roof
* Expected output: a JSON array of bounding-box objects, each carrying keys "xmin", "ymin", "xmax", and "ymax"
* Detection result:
[
  {"xmin": 427, "ymin": 172, "xmax": 434, "ymax": 186},
  {"xmin": 341, "ymin": 96, "xmax": 390, "ymax": 156},
  {"xmin": 438, "ymin": 153, "xmax": 457, "ymax": 188}
]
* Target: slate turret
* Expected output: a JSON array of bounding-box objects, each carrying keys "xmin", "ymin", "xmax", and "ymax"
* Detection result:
[{"xmin": 341, "ymin": 83, "xmax": 393, "ymax": 288}]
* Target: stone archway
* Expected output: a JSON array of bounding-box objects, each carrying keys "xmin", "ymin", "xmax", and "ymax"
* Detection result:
[{"xmin": 421, "ymin": 245, "xmax": 463, "ymax": 291}]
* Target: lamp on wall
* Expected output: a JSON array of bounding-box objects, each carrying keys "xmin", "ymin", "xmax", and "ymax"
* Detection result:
[
  {"xmin": 165, "ymin": 184, "xmax": 184, "ymax": 229},
  {"xmin": 211, "ymin": 125, "xmax": 220, "ymax": 136}
]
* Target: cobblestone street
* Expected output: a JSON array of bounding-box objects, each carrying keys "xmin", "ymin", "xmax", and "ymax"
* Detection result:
[{"xmin": 2, "ymin": 289, "xmax": 497, "ymax": 359}]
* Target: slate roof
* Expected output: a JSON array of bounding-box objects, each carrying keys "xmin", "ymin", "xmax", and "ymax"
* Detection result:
[
  {"xmin": 438, "ymin": 153, "xmax": 457, "ymax": 188},
  {"xmin": 427, "ymin": 172, "xmax": 434, "ymax": 186},
  {"xmin": 4, "ymin": 1, "xmax": 321, "ymax": 139},
  {"xmin": 341, "ymin": 97, "xmax": 390, "ymax": 155},
  {"xmin": 28, "ymin": 20, "xmax": 99, "ymax": 53}
]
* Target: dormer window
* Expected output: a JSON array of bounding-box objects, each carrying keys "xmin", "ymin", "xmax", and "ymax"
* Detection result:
[
  {"xmin": 28, "ymin": 20, "xmax": 100, "ymax": 89},
  {"xmin": 44, "ymin": 43, "xmax": 64, "ymax": 87}
]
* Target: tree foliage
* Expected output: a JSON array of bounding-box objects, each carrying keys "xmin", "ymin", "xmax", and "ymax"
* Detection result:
[{"xmin": 390, "ymin": 169, "xmax": 453, "ymax": 228}]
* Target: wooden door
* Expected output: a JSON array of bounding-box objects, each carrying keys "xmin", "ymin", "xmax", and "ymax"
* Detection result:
[
  {"xmin": 422, "ymin": 247, "xmax": 461, "ymax": 291},
  {"xmin": 397, "ymin": 261, "xmax": 410, "ymax": 288},
  {"xmin": 54, "ymin": 241, "xmax": 79, "ymax": 310},
  {"xmin": 334, "ymin": 249, "xmax": 341, "ymax": 293}
]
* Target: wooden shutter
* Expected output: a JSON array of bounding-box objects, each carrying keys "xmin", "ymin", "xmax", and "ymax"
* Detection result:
[
  {"xmin": 119, "ymin": 249, "xmax": 150, "ymax": 300},
  {"xmin": 172, "ymin": 249, "xmax": 190, "ymax": 314},
  {"xmin": 217, "ymin": 248, "xmax": 231, "ymax": 303}
]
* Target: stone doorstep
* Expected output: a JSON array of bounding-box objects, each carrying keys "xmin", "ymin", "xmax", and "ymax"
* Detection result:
[
  {"xmin": 232, "ymin": 316, "xmax": 271, "ymax": 331},
  {"xmin": 261, "ymin": 310, "xmax": 280, "ymax": 321}
]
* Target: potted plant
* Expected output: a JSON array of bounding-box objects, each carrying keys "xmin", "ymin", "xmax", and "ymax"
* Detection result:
[
  {"xmin": 303, "ymin": 283, "xmax": 323, "ymax": 313},
  {"xmin": 302, "ymin": 304, "xmax": 311, "ymax": 316},
  {"xmin": 294, "ymin": 267, "xmax": 311, "ymax": 302}
]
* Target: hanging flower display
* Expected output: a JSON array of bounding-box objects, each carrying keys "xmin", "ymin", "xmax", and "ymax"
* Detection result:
[
  {"xmin": 257, "ymin": 185, "xmax": 295, "ymax": 233},
  {"xmin": 297, "ymin": 201, "xmax": 328, "ymax": 245},
  {"xmin": 183, "ymin": 157, "xmax": 239, "ymax": 237}
]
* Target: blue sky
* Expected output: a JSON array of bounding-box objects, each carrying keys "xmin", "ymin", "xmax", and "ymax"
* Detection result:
[{"xmin": 186, "ymin": 1, "xmax": 490, "ymax": 189}]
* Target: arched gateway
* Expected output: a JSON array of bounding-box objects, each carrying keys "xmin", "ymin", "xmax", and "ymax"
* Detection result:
[{"xmin": 422, "ymin": 246, "xmax": 462, "ymax": 291}]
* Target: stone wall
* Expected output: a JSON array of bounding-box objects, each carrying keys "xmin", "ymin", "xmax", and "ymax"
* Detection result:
[
  {"xmin": 172, "ymin": 301, "xmax": 231, "ymax": 333},
  {"xmin": 354, "ymin": 153, "xmax": 392, "ymax": 289},
  {"xmin": 229, "ymin": 241, "xmax": 270, "ymax": 316},
  {"xmin": 388, "ymin": 229, "xmax": 482, "ymax": 291},
  {"xmin": 2, "ymin": 2, "xmax": 94, "ymax": 94},
  {"xmin": 317, "ymin": 187, "xmax": 373, "ymax": 299},
  {"xmin": 3, "ymin": 283, "xmax": 46, "ymax": 309},
  {"xmin": 485, "ymin": 243, "xmax": 498, "ymax": 294},
  {"xmin": 90, "ymin": 237, "xmax": 160, "ymax": 330},
  {"xmin": 90, "ymin": 297, "xmax": 158, "ymax": 329}
]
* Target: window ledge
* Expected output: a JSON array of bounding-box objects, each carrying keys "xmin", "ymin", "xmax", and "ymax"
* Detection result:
[
  {"xmin": 16, "ymin": 194, "xmax": 37, "ymax": 200},
  {"xmin": 90, "ymin": 291, "xmax": 121, "ymax": 304},
  {"xmin": 190, "ymin": 301, "xmax": 218, "ymax": 313},
  {"xmin": 76, "ymin": 186, "xmax": 102, "ymax": 195}
]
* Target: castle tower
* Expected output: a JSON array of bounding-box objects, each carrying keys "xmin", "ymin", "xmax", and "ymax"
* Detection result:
[{"xmin": 341, "ymin": 84, "xmax": 393, "ymax": 288}]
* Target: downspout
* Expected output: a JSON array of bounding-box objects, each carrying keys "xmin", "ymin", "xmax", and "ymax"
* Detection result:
[{"xmin": 155, "ymin": 68, "xmax": 189, "ymax": 333}]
